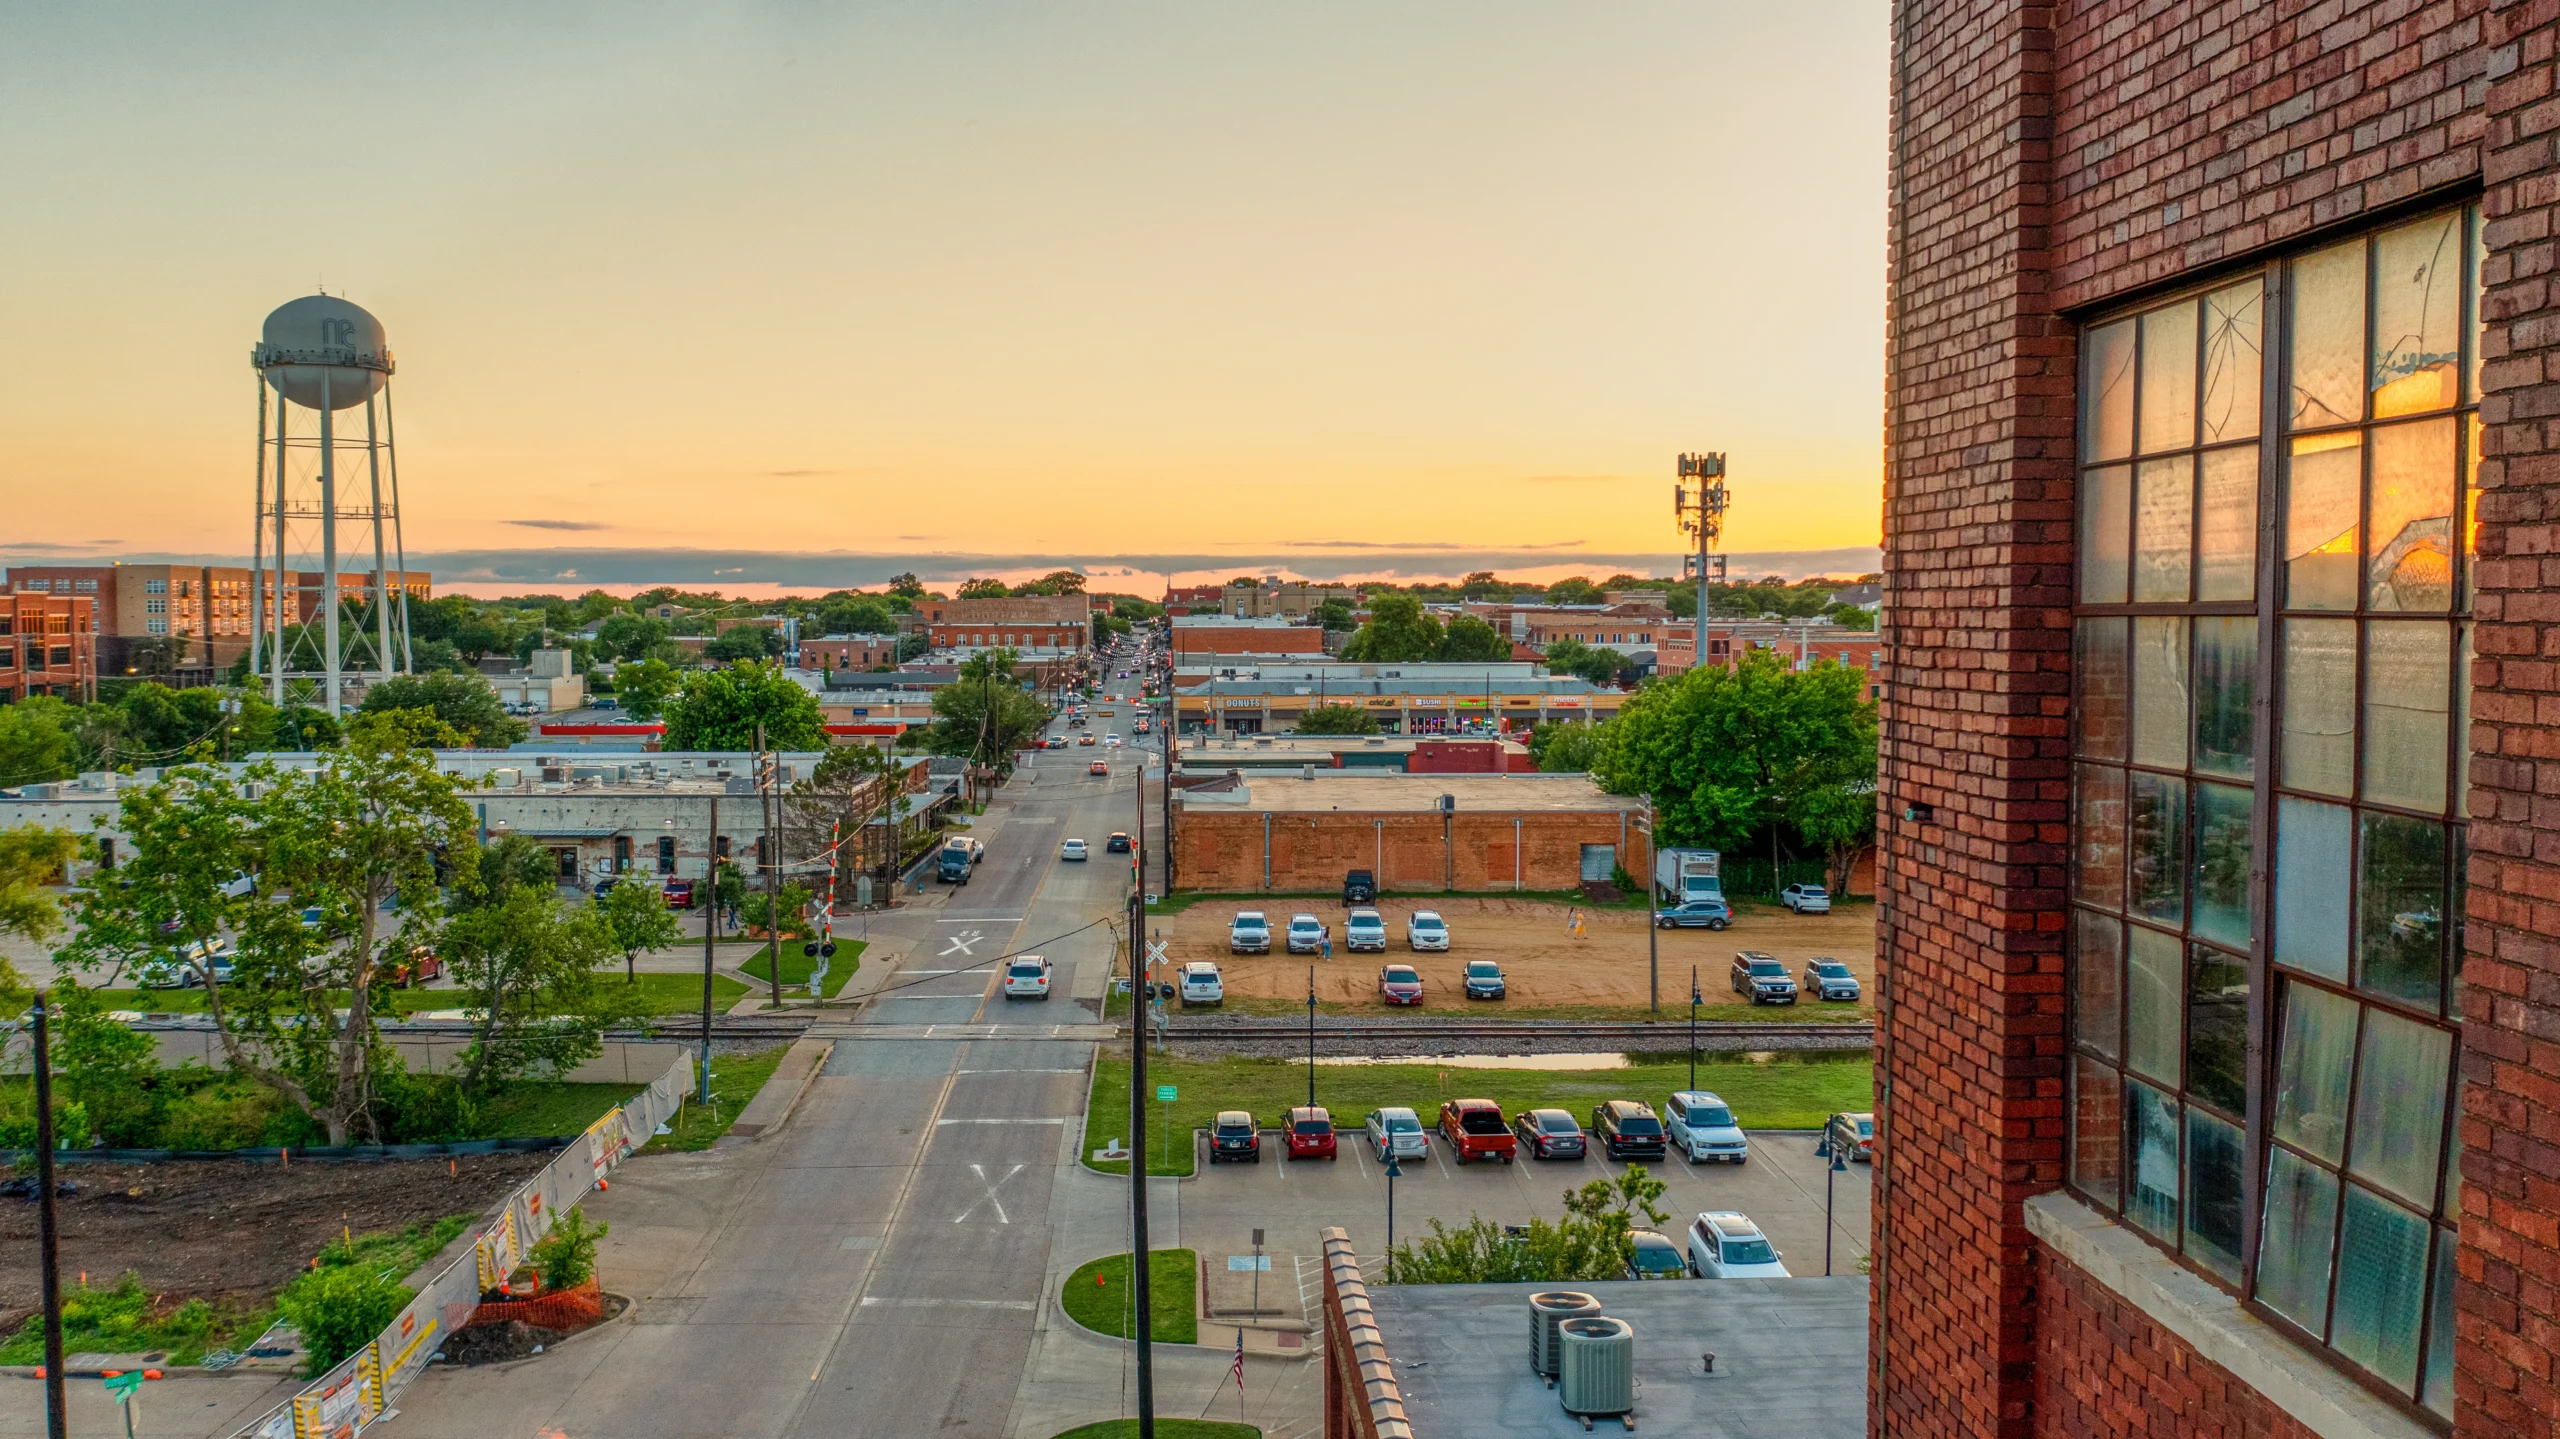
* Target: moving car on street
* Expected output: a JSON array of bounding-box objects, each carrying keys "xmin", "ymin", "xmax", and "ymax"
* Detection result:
[
  {"xmin": 1654, "ymin": 899, "xmax": 1733, "ymax": 930},
  {"xmin": 1665, "ymin": 1090, "xmax": 1750, "ymax": 1164},
  {"xmin": 1406, "ymin": 910, "xmax": 1449, "ymax": 950},
  {"xmin": 1687, "ymin": 1212, "xmax": 1790, "ymax": 1279},
  {"xmin": 1780, "ymin": 883, "xmax": 1833, "ymax": 914},
  {"xmin": 1437, "ymin": 1099, "xmax": 1517, "ymax": 1163},
  {"xmin": 1364, "ymin": 1106, "xmax": 1428, "ymax": 1161},
  {"xmin": 1209, "ymin": 1110, "xmax": 1261, "ymax": 1163},
  {"xmin": 1088, "ymin": 760, "xmax": 1110, "ymax": 777},
  {"xmin": 1106, "ymin": 832, "xmax": 1132, "ymax": 853},
  {"xmin": 1229, "ymin": 911, "xmax": 1271, "ymax": 953},
  {"xmin": 1804, "ymin": 958, "xmax": 1862, "ymax": 1002},
  {"xmin": 1002, "ymin": 955, "xmax": 1053, "ymax": 1000},
  {"xmin": 1512, "ymin": 1108, "xmax": 1587, "ymax": 1160},
  {"xmin": 1060, "ymin": 838, "xmax": 1088, "ymax": 861},
  {"xmin": 1378, "ymin": 964, "xmax": 1424, "ymax": 1005}
]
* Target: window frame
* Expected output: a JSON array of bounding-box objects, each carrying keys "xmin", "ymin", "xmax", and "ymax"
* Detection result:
[{"xmin": 2065, "ymin": 201, "xmax": 2476, "ymax": 1428}]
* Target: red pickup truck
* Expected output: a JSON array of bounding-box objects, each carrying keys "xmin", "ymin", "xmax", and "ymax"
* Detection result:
[{"xmin": 1438, "ymin": 1099, "xmax": 1518, "ymax": 1164}]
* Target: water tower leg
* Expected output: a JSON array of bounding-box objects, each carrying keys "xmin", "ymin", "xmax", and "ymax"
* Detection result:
[
  {"xmin": 386, "ymin": 386, "xmax": 413, "ymax": 671},
  {"xmin": 251, "ymin": 376, "xmax": 267, "ymax": 689},
  {"xmin": 271, "ymin": 391, "xmax": 290, "ymax": 709},
  {"xmin": 320, "ymin": 371, "xmax": 341, "ymax": 717},
  {"xmin": 366, "ymin": 395, "xmax": 393, "ymax": 679}
]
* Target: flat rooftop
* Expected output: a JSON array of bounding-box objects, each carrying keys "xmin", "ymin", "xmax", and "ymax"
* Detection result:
[
  {"xmin": 1186, "ymin": 772, "xmax": 1635, "ymax": 814},
  {"xmin": 1371, "ymin": 1277, "xmax": 1867, "ymax": 1438}
]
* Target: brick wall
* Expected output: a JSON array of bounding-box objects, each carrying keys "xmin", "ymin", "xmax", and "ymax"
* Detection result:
[
  {"xmin": 2031, "ymin": 1243, "xmax": 2321, "ymax": 1439},
  {"xmin": 1173, "ymin": 808, "xmax": 1645, "ymax": 893},
  {"xmin": 1887, "ymin": 1, "xmax": 2522, "ymax": 1437}
]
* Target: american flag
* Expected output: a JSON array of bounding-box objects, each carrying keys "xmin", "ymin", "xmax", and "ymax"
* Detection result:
[{"xmin": 1230, "ymin": 1328, "xmax": 1246, "ymax": 1395}]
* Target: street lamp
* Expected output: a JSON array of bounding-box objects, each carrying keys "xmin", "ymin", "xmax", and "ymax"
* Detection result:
[
  {"xmin": 1306, "ymin": 967, "xmax": 1318, "ymax": 1109},
  {"xmin": 1817, "ymin": 1130, "xmax": 1850, "ymax": 1276},
  {"xmin": 1689, "ymin": 966, "xmax": 1702, "ymax": 1091},
  {"xmin": 1383, "ymin": 1151, "xmax": 1402, "ymax": 1266}
]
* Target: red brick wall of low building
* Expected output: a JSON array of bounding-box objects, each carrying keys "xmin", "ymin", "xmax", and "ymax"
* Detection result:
[
  {"xmin": 1173, "ymin": 808, "xmax": 1646, "ymax": 893},
  {"xmin": 2031, "ymin": 1244, "xmax": 2320, "ymax": 1439},
  {"xmin": 1169, "ymin": 626, "xmax": 1328, "ymax": 656}
]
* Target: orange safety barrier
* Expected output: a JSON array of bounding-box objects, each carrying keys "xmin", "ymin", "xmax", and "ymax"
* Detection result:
[{"xmin": 463, "ymin": 1277, "xmax": 603, "ymax": 1332}]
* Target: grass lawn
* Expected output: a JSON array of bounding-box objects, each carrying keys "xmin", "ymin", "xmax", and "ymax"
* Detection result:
[
  {"xmin": 1059, "ymin": 1249, "xmax": 1198, "ymax": 1344},
  {"xmin": 1085, "ymin": 1053, "xmax": 1872, "ymax": 1177},
  {"xmin": 739, "ymin": 939, "xmax": 867, "ymax": 994},
  {"xmin": 1049, "ymin": 1413, "xmax": 1259, "ymax": 1423},
  {"xmin": 470, "ymin": 1080, "xmax": 646, "ymax": 1138},
  {"xmin": 638, "ymin": 1044, "xmax": 791, "ymax": 1153},
  {"xmin": 81, "ymin": 971, "xmax": 748, "ymax": 1020}
]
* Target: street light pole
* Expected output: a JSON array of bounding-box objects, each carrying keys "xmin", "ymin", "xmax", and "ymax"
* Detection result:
[
  {"xmin": 699, "ymin": 795, "xmax": 719, "ymax": 1105},
  {"xmin": 1384, "ymin": 1152, "xmax": 1401, "ymax": 1266},
  {"xmin": 1644, "ymin": 795, "xmax": 1659, "ymax": 1016},
  {"xmin": 1689, "ymin": 966, "xmax": 1701, "ymax": 1092},
  {"xmin": 1307, "ymin": 967, "xmax": 1317, "ymax": 1109},
  {"xmin": 31, "ymin": 1002, "xmax": 66, "ymax": 1439},
  {"xmin": 1824, "ymin": 1144, "xmax": 1849, "ymax": 1276}
]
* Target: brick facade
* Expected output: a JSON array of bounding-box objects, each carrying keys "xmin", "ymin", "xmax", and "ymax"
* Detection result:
[
  {"xmin": 1883, "ymin": 1, "xmax": 2520, "ymax": 1437},
  {"xmin": 1173, "ymin": 805, "xmax": 1646, "ymax": 894},
  {"xmin": 0, "ymin": 590, "xmax": 98, "ymax": 702}
]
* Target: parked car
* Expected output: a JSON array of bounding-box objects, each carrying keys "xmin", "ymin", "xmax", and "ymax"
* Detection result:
[
  {"xmin": 1209, "ymin": 1110, "xmax": 1261, "ymax": 1163},
  {"xmin": 1088, "ymin": 760, "xmax": 1110, "ymax": 776},
  {"xmin": 1591, "ymin": 1099, "xmax": 1667, "ymax": 1160},
  {"xmin": 1106, "ymin": 832, "xmax": 1132, "ymax": 853},
  {"xmin": 1178, "ymin": 961, "xmax": 1225, "ymax": 1005},
  {"xmin": 1286, "ymin": 914, "xmax": 1328, "ymax": 954},
  {"xmin": 1780, "ymin": 883, "xmax": 1833, "ymax": 914},
  {"xmin": 1438, "ymin": 1099, "xmax": 1517, "ymax": 1163},
  {"xmin": 662, "ymin": 877, "xmax": 696, "ymax": 909},
  {"xmin": 1804, "ymin": 958, "xmax": 1862, "ymax": 1002},
  {"xmin": 1824, "ymin": 1111, "xmax": 1876, "ymax": 1163},
  {"xmin": 1512, "ymin": 1108, "xmax": 1587, "ymax": 1160},
  {"xmin": 1060, "ymin": 838, "xmax": 1089, "ymax": 861},
  {"xmin": 1655, "ymin": 899, "xmax": 1733, "ymax": 930},
  {"xmin": 1627, "ymin": 1230, "xmax": 1691, "ymax": 1280},
  {"xmin": 592, "ymin": 876, "xmax": 619, "ymax": 898},
  {"xmin": 382, "ymin": 946, "xmax": 445, "ymax": 989},
  {"xmin": 1730, "ymin": 951, "xmax": 1799, "ymax": 1005},
  {"xmin": 1665, "ymin": 1090, "xmax": 1750, "ymax": 1164},
  {"xmin": 1287, "ymin": 1105, "xmax": 1338, "ymax": 1159},
  {"xmin": 1462, "ymin": 960, "xmax": 1507, "ymax": 1000},
  {"xmin": 1344, "ymin": 908, "xmax": 1387, "ymax": 952},
  {"xmin": 1229, "ymin": 911, "xmax": 1271, "ymax": 954},
  {"xmin": 136, "ymin": 938, "xmax": 234, "ymax": 989},
  {"xmin": 1406, "ymin": 910, "xmax": 1450, "ymax": 951},
  {"xmin": 1343, "ymin": 869, "xmax": 1377, "ymax": 903},
  {"xmin": 1364, "ymin": 1106, "xmax": 1428, "ymax": 1161},
  {"xmin": 1003, "ymin": 954, "xmax": 1054, "ymax": 1000},
  {"xmin": 1687, "ymin": 1211, "xmax": 1790, "ymax": 1279},
  {"xmin": 1378, "ymin": 964, "xmax": 1425, "ymax": 1006}
]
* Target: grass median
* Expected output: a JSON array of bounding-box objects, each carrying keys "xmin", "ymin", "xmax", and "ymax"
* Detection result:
[
  {"xmin": 83, "ymin": 971, "xmax": 748, "ymax": 1019},
  {"xmin": 739, "ymin": 938, "xmax": 868, "ymax": 997},
  {"xmin": 1084, "ymin": 1052, "xmax": 1871, "ymax": 1177},
  {"xmin": 639, "ymin": 1044, "xmax": 792, "ymax": 1153},
  {"xmin": 1059, "ymin": 1249, "xmax": 1197, "ymax": 1344}
]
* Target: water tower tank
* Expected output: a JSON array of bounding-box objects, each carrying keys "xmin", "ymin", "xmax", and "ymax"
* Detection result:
[{"xmin": 257, "ymin": 295, "xmax": 391, "ymax": 410}]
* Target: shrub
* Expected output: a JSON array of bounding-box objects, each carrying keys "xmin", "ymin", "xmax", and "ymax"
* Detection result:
[
  {"xmin": 530, "ymin": 1209, "xmax": 608, "ymax": 1290},
  {"xmin": 0, "ymin": 1099, "xmax": 90, "ymax": 1151},
  {"xmin": 277, "ymin": 1264, "xmax": 411, "ymax": 1377},
  {"xmin": 159, "ymin": 1082, "xmax": 293, "ymax": 1151}
]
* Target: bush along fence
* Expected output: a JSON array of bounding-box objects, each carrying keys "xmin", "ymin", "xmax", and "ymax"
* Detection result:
[{"xmin": 230, "ymin": 1051, "xmax": 691, "ymax": 1439}]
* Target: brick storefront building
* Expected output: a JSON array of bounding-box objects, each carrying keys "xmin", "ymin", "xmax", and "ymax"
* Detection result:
[
  {"xmin": 0, "ymin": 590, "xmax": 97, "ymax": 702},
  {"xmin": 1878, "ymin": 3, "xmax": 2544, "ymax": 1438}
]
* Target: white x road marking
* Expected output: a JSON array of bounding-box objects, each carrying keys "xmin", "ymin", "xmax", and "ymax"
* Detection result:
[
  {"xmin": 939, "ymin": 930, "xmax": 983, "ymax": 957},
  {"xmin": 955, "ymin": 1162, "xmax": 1024, "ymax": 1224}
]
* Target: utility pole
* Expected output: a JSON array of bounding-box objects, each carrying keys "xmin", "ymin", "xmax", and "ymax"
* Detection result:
[
  {"xmin": 32, "ymin": 1001, "xmax": 67, "ymax": 1439},
  {"xmin": 757, "ymin": 723, "xmax": 781, "ymax": 1010},
  {"xmin": 1129, "ymin": 789, "xmax": 1156, "ymax": 1437},
  {"xmin": 1677, "ymin": 453, "xmax": 1728, "ymax": 673},
  {"xmin": 700, "ymin": 795, "xmax": 719, "ymax": 1104},
  {"xmin": 1643, "ymin": 795, "xmax": 1659, "ymax": 1016}
]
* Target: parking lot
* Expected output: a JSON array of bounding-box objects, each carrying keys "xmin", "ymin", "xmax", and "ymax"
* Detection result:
[{"xmin": 1155, "ymin": 1116, "xmax": 1871, "ymax": 1288}]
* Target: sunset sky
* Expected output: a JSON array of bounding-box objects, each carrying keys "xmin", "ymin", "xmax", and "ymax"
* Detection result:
[{"xmin": 0, "ymin": 3, "xmax": 1888, "ymax": 593}]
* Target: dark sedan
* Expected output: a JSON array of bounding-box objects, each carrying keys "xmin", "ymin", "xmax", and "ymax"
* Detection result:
[
  {"xmin": 1512, "ymin": 1108, "xmax": 1588, "ymax": 1160},
  {"xmin": 1208, "ymin": 1110, "xmax": 1261, "ymax": 1163}
]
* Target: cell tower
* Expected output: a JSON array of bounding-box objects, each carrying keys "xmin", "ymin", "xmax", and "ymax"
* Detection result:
[{"xmin": 249, "ymin": 295, "xmax": 414, "ymax": 714}]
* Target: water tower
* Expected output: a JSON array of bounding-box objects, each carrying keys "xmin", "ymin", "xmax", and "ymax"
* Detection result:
[{"xmin": 249, "ymin": 295, "xmax": 414, "ymax": 714}]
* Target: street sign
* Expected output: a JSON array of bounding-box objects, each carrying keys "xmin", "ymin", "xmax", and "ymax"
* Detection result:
[
  {"xmin": 1156, "ymin": 1085, "xmax": 1176, "ymax": 1102},
  {"xmin": 103, "ymin": 1371, "xmax": 141, "ymax": 1401}
]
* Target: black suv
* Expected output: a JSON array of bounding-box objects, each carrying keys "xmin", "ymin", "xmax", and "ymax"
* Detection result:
[
  {"xmin": 1343, "ymin": 869, "xmax": 1377, "ymax": 903},
  {"xmin": 1730, "ymin": 951, "xmax": 1800, "ymax": 1005},
  {"xmin": 1208, "ymin": 1110, "xmax": 1261, "ymax": 1164},
  {"xmin": 1590, "ymin": 1100, "xmax": 1667, "ymax": 1161}
]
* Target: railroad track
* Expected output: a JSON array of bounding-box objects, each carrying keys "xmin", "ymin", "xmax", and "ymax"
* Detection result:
[{"xmin": 1149, "ymin": 1019, "xmax": 1873, "ymax": 1047}]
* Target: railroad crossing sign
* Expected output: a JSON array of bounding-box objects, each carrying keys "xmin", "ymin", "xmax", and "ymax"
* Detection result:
[{"xmin": 1145, "ymin": 938, "xmax": 1169, "ymax": 967}]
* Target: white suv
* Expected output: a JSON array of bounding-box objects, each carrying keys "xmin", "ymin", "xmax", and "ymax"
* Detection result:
[
  {"xmin": 1179, "ymin": 961, "xmax": 1225, "ymax": 1005},
  {"xmin": 1664, "ymin": 1091, "xmax": 1750, "ymax": 1164},
  {"xmin": 1687, "ymin": 1211, "xmax": 1790, "ymax": 1279},
  {"xmin": 1781, "ymin": 884, "xmax": 1832, "ymax": 914},
  {"xmin": 1229, "ymin": 912, "xmax": 1271, "ymax": 953},
  {"xmin": 1286, "ymin": 914, "xmax": 1327, "ymax": 954},
  {"xmin": 1406, "ymin": 911, "xmax": 1450, "ymax": 951},
  {"xmin": 1002, "ymin": 955, "xmax": 1053, "ymax": 1000}
]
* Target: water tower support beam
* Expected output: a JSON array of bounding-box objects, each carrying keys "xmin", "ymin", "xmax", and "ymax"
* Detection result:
[
  {"xmin": 320, "ymin": 370, "xmax": 341, "ymax": 715},
  {"xmin": 251, "ymin": 372, "xmax": 267, "ymax": 688},
  {"xmin": 366, "ymin": 395, "xmax": 393, "ymax": 680},
  {"xmin": 271, "ymin": 390, "xmax": 290, "ymax": 708},
  {"xmin": 385, "ymin": 386, "xmax": 413, "ymax": 671}
]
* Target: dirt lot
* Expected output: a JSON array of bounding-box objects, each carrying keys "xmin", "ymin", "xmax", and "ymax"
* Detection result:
[
  {"xmin": 0, "ymin": 1152, "xmax": 550, "ymax": 1332},
  {"xmin": 1149, "ymin": 895, "xmax": 1875, "ymax": 1014}
]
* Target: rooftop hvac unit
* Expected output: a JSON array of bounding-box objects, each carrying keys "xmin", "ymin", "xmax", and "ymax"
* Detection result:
[
  {"xmin": 1556, "ymin": 1315, "xmax": 1635, "ymax": 1420},
  {"xmin": 1529, "ymin": 1291, "xmax": 1601, "ymax": 1379}
]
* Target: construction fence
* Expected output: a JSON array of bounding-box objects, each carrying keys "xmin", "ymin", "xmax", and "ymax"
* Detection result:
[{"xmin": 231, "ymin": 1050, "xmax": 693, "ymax": 1439}]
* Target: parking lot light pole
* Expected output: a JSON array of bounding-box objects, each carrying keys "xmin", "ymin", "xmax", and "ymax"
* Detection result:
[
  {"xmin": 1307, "ymin": 967, "xmax": 1318, "ymax": 1108},
  {"xmin": 1383, "ymin": 1152, "xmax": 1401, "ymax": 1268},
  {"xmin": 700, "ymin": 796, "xmax": 719, "ymax": 1105},
  {"xmin": 1821, "ymin": 1139, "xmax": 1849, "ymax": 1276},
  {"xmin": 1689, "ymin": 967, "xmax": 1701, "ymax": 1091},
  {"xmin": 1129, "ymin": 761, "xmax": 1157, "ymax": 1438},
  {"xmin": 31, "ymin": 1002, "xmax": 66, "ymax": 1439}
]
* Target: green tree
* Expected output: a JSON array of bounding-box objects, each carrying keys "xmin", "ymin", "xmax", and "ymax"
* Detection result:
[
  {"xmin": 613, "ymin": 658, "xmax": 680, "ymax": 722},
  {"xmin": 705, "ymin": 625, "xmax": 786, "ymax": 663},
  {"xmin": 1437, "ymin": 614, "xmax": 1512, "ymax": 663},
  {"xmin": 595, "ymin": 873, "xmax": 680, "ymax": 983},
  {"xmin": 1339, "ymin": 594, "xmax": 1444, "ymax": 662},
  {"xmin": 467, "ymin": 833, "xmax": 561, "ymax": 906},
  {"xmin": 60, "ymin": 741, "xmax": 479, "ymax": 1144},
  {"xmin": 1542, "ymin": 638, "xmax": 1630, "ymax": 687},
  {"xmin": 1457, "ymin": 571, "xmax": 1514, "ymax": 600},
  {"xmin": 595, "ymin": 613, "xmax": 671, "ymax": 662},
  {"xmin": 662, "ymin": 661, "xmax": 826, "ymax": 750},
  {"xmin": 956, "ymin": 578, "xmax": 1009, "ymax": 598},
  {"xmin": 886, "ymin": 572, "xmax": 925, "ymax": 598},
  {"xmin": 1294, "ymin": 705, "xmax": 1379, "ymax": 736},
  {"xmin": 1593, "ymin": 649, "xmax": 1878, "ymax": 861},
  {"xmin": 922, "ymin": 650, "xmax": 1049, "ymax": 763},
  {"xmin": 0, "ymin": 698, "xmax": 79, "ymax": 786},
  {"xmin": 574, "ymin": 589, "xmax": 622, "ymax": 624},
  {"xmin": 48, "ymin": 978, "xmax": 162, "ymax": 1145},
  {"xmin": 789, "ymin": 743, "xmax": 906, "ymax": 885},
  {"xmin": 0, "ymin": 828, "xmax": 81, "ymax": 1011},
  {"xmin": 1385, "ymin": 1168, "xmax": 1670, "ymax": 1284},
  {"xmin": 438, "ymin": 886, "xmax": 622, "ymax": 1093},
  {"xmin": 273, "ymin": 703, "xmax": 343, "ymax": 751},
  {"xmin": 358, "ymin": 671, "xmax": 528, "ymax": 748},
  {"xmin": 814, "ymin": 595, "xmax": 895, "ymax": 637},
  {"xmin": 1545, "ymin": 576, "xmax": 1607, "ymax": 605},
  {"xmin": 1792, "ymin": 773, "xmax": 1877, "ymax": 897},
  {"xmin": 1528, "ymin": 719, "xmax": 1610, "ymax": 773}
]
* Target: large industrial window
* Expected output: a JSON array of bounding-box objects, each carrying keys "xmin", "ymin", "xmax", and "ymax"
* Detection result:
[{"xmin": 2068, "ymin": 203, "xmax": 2475, "ymax": 1422}]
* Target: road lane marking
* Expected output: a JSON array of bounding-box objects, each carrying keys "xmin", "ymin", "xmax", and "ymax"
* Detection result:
[
  {"xmin": 938, "ymin": 916, "xmax": 1024, "ymax": 923},
  {"xmin": 940, "ymin": 931, "xmax": 984, "ymax": 956},
  {"xmin": 954, "ymin": 1161, "xmax": 1025, "ymax": 1224},
  {"xmin": 936, "ymin": 1116, "xmax": 1069, "ymax": 1125},
  {"xmin": 807, "ymin": 1060, "xmax": 964, "ymax": 1384},
  {"xmin": 857, "ymin": 1297, "xmax": 1035, "ymax": 1311},
  {"xmin": 955, "ymin": 1068, "xmax": 1086, "ymax": 1074}
]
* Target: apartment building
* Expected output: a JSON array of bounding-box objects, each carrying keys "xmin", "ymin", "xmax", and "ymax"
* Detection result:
[
  {"xmin": 0, "ymin": 590, "xmax": 97, "ymax": 702},
  {"xmin": 801, "ymin": 634, "xmax": 900, "ymax": 671},
  {"xmin": 1876, "ymin": 3, "xmax": 2527, "ymax": 1437},
  {"xmin": 3, "ymin": 564, "xmax": 430, "ymax": 680},
  {"xmin": 1220, "ymin": 580, "xmax": 1359, "ymax": 618}
]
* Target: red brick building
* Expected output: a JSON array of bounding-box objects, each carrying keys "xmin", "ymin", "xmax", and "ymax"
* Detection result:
[
  {"xmin": 0, "ymin": 590, "xmax": 97, "ymax": 702},
  {"xmin": 1168, "ymin": 617, "xmax": 1330, "ymax": 659},
  {"xmin": 1879, "ymin": 4, "xmax": 2528, "ymax": 1437},
  {"xmin": 916, "ymin": 595, "xmax": 1090, "ymax": 658},
  {"xmin": 1173, "ymin": 773, "xmax": 1645, "ymax": 893},
  {"xmin": 800, "ymin": 634, "xmax": 899, "ymax": 671}
]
